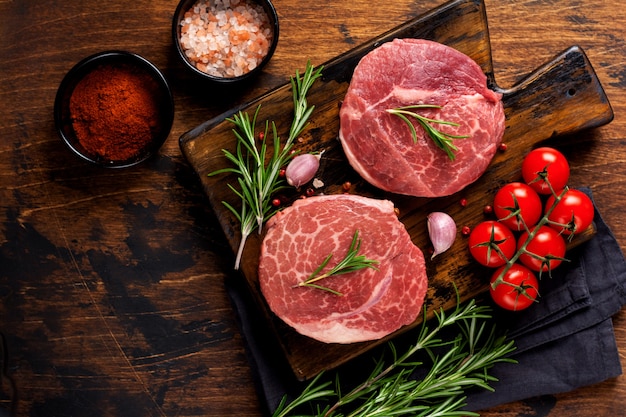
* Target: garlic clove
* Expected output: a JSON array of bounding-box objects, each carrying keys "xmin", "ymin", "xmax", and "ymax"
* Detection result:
[
  {"xmin": 286, "ymin": 151, "xmax": 323, "ymax": 188},
  {"xmin": 427, "ymin": 212, "xmax": 457, "ymax": 259}
]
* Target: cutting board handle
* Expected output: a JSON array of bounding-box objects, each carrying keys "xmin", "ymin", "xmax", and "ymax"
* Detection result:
[{"xmin": 498, "ymin": 45, "xmax": 614, "ymax": 144}]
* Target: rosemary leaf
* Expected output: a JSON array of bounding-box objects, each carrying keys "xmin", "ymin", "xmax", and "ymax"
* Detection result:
[
  {"xmin": 208, "ymin": 62, "xmax": 323, "ymax": 269},
  {"xmin": 271, "ymin": 297, "xmax": 516, "ymax": 417},
  {"xmin": 295, "ymin": 230, "xmax": 380, "ymax": 295},
  {"xmin": 387, "ymin": 104, "xmax": 469, "ymax": 161}
]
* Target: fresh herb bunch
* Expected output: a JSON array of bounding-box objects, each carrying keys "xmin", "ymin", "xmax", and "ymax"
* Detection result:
[
  {"xmin": 387, "ymin": 104, "xmax": 468, "ymax": 161},
  {"xmin": 295, "ymin": 230, "xmax": 380, "ymax": 296},
  {"xmin": 272, "ymin": 297, "xmax": 516, "ymax": 417},
  {"xmin": 209, "ymin": 62, "xmax": 323, "ymax": 269}
]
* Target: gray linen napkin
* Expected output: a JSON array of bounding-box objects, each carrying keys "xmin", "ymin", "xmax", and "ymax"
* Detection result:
[
  {"xmin": 226, "ymin": 188, "xmax": 626, "ymax": 415},
  {"xmin": 464, "ymin": 188, "xmax": 626, "ymax": 409}
]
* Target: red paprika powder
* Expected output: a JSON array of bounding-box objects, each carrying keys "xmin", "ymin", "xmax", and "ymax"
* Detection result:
[{"xmin": 69, "ymin": 62, "xmax": 163, "ymax": 162}]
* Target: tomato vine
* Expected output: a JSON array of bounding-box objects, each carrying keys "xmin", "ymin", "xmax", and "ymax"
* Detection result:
[{"xmin": 468, "ymin": 147, "xmax": 594, "ymax": 311}]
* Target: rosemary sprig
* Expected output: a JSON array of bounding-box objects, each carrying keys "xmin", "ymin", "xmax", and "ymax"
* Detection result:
[
  {"xmin": 271, "ymin": 296, "xmax": 516, "ymax": 417},
  {"xmin": 386, "ymin": 104, "xmax": 468, "ymax": 161},
  {"xmin": 295, "ymin": 230, "xmax": 380, "ymax": 296},
  {"xmin": 209, "ymin": 62, "xmax": 323, "ymax": 269}
]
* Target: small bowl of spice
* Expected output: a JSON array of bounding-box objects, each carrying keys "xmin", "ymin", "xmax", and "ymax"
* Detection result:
[
  {"xmin": 172, "ymin": 0, "xmax": 279, "ymax": 83},
  {"xmin": 54, "ymin": 51, "xmax": 174, "ymax": 168}
]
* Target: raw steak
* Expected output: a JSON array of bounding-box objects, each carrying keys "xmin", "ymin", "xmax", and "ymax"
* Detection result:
[
  {"xmin": 339, "ymin": 38, "xmax": 506, "ymax": 197},
  {"xmin": 258, "ymin": 194, "xmax": 427, "ymax": 344}
]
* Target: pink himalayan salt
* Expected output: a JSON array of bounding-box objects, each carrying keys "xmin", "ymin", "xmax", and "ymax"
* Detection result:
[{"xmin": 180, "ymin": 0, "xmax": 273, "ymax": 78}]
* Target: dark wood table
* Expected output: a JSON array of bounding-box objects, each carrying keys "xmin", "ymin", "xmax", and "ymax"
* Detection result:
[{"xmin": 1, "ymin": 1, "xmax": 624, "ymax": 416}]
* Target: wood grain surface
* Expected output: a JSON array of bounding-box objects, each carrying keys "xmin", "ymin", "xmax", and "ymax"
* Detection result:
[
  {"xmin": 180, "ymin": 0, "xmax": 612, "ymax": 381},
  {"xmin": 0, "ymin": 0, "xmax": 624, "ymax": 416}
]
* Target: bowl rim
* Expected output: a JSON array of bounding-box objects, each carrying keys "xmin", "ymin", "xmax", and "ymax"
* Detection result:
[
  {"xmin": 54, "ymin": 50, "xmax": 175, "ymax": 168},
  {"xmin": 172, "ymin": 0, "xmax": 279, "ymax": 83}
]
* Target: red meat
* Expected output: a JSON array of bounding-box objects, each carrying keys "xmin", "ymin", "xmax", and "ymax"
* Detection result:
[
  {"xmin": 339, "ymin": 38, "xmax": 505, "ymax": 197},
  {"xmin": 258, "ymin": 194, "xmax": 427, "ymax": 344}
]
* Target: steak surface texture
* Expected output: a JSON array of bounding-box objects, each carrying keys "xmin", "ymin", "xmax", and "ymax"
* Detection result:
[
  {"xmin": 339, "ymin": 38, "xmax": 506, "ymax": 197},
  {"xmin": 258, "ymin": 194, "xmax": 427, "ymax": 344}
]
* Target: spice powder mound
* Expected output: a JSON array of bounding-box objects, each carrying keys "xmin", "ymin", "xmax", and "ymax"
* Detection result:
[{"xmin": 69, "ymin": 62, "xmax": 163, "ymax": 162}]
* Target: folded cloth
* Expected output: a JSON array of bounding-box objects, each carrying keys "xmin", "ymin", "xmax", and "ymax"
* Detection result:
[
  {"xmin": 226, "ymin": 188, "xmax": 626, "ymax": 415},
  {"xmin": 464, "ymin": 187, "xmax": 626, "ymax": 410},
  {"xmin": 464, "ymin": 317, "xmax": 621, "ymax": 410}
]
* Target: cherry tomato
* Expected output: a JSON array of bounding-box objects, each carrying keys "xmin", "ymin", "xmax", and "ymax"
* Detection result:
[
  {"xmin": 521, "ymin": 147, "xmax": 570, "ymax": 195},
  {"xmin": 517, "ymin": 225, "xmax": 566, "ymax": 272},
  {"xmin": 545, "ymin": 189, "xmax": 594, "ymax": 235},
  {"xmin": 490, "ymin": 264, "xmax": 539, "ymax": 311},
  {"xmin": 468, "ymin": 220, "xmax": 516, "ymax": 267},
  {"xmin": 493, "ymin": 182, "xmax": 542, "ymax": 231}
]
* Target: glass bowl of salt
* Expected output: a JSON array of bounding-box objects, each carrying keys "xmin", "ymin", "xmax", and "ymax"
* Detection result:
[{"xmin": 172, "ymin": 0, "xmax": 279, "ymax": 84}]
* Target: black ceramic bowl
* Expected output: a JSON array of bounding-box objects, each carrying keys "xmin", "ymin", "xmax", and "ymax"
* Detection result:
[
  {"xmin": 54, "ymin": 51, "xmax": 174, "ymax": 168},
  {"xmin": 172, "ymin": 0, "xmax": 279, "ymax": 84}
]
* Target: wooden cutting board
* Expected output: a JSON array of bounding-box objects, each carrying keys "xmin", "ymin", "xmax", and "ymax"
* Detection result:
[{"xmin": 179, "ymin": 0, "xmax": 613, "ymax": 381}]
